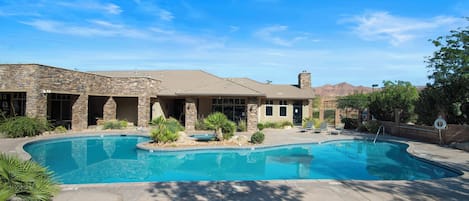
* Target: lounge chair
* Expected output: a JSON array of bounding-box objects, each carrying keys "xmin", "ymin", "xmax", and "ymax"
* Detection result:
[
  {"xmin": 330, "ymin": 123, "xmax": 344, "ymax": 135},
  {"xmin": 314, "ymin": 122, "xmax": 328, "ymax": 134},
  {"xmin": 300, "ymin": 121, "xmax": 314, "ymax": 133}
]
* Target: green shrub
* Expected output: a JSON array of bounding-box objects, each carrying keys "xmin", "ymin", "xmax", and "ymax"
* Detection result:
[
  {"xmin": 102, "ymin": 120, "xmax": 128, "ymax": 130},
  {"xmin": 222, "ymin": 120, "xmax": 236, "ymax": 140},
  {"xmin": 237, "ymin": 120, "xmax": 247, "ymax": 132},
  {"xmin": 364, "ymin": 120, "xmax": 381, "ymax": 134},
  {"xmin": 0, "ymin": 153, "xmax": 60, "ymax": 201},
  {"xmin": 341, "ymin": 118, "xmax": 359, "ymax": 129},
  {"xmin": 257, "ymin": 123, "xmax": 265, "ymax": 131},
  {"xmin": 0, "ymin": 117, "xmax": 50, "ymax": 138},
  {"xmin": 356, "ymin": 124, "xmax": 368, "ymax": 132},
  {"xmin": 150, "ymin": 117, "xmax": 183, "ymax": 143},
  {"xmin": 251, "ymin": 131, "xmax": 265, "ymax": 144},
  {"xmin": 119, "ymin": 120, "xmax": 128, "ymax": 128},
  {"xmin": 53, "ymin": 126, "xmax": 67, "ymax": 134}
]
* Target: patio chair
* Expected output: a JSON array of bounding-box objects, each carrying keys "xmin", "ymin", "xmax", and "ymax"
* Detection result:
[
  {"xmin": 300, "ymin": 121, "xmax": 314, "ymax": 132},
  {"xmin": 314, "ymin": 122, "xmax": 328, "ymax": 134},
  {"xmin": 330, "ymin": 123, "xmax": 344, "ymax": 135}
]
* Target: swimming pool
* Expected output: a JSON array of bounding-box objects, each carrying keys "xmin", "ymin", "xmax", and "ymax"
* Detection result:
[{"xmin": 23, "ymin": 135, "xmax": 461, "ymax": 184}]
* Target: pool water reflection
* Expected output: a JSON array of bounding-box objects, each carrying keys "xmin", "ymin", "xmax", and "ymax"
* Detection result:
[{"xmin": 23, "ymin": 135, "xmax": 461, "ymax": 184}]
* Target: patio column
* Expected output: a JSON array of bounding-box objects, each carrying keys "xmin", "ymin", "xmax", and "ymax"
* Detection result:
[
  {"xmin": 103, "ymin": 96, "xmax": 116, "ymax": 121},
  {"xmin": 138, "ymin": 96, "xmax": 150, "ymax": 127},
  {"xmin": 185, "ymin": 98, "xmax": 197, "ymax": 131},
  {"xmin": 72, "ymin": 94, "xmax": 88, "ymax": 131},
  {"xmin": 319, "ymin": 103, "xmax": 324, "ymax": 123},
  {"xmin": 247, "ymin": 97, "xmax": 259, "ymax": 132},
  {"xmin": 26, "ymin": 90, "xmax": 47, "ymax": 118},
  {"xmin": 307, "ymin": 99, "xmax": 313, "ymax": 118}
]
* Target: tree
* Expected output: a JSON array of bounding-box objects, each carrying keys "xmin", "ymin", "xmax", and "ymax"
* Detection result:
[
  {"xmin": 337, "ymin": 93, "xmax": 369, "ymax": 119},
  {"xmin": 368, "ymin": 81, "xmax": 419, "ymax": 123},
  {"xmin": 417, "ymin": 22, "xmax": 469, "ymax": 124}
]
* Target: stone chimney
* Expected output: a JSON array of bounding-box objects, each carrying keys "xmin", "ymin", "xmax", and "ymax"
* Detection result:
[{"xmin": 298, "ymin": 70, "xmax": 311, "ymax": 89}]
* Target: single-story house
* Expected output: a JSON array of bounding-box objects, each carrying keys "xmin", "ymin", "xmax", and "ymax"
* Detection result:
[{"xmin": 0, "ymin": 64, "xmax": 314, "ymax": 132}]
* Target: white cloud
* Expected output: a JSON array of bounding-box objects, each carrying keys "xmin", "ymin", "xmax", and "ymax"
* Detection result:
[
  {"xmin": 254, "ymin": 25, "xmax": 310, "ymax": 46},
  {"xmin": 159, "ymin": 9, "xmax": 174, "ymax": 21},
  {"xmin": 57, "ymin": 1, "xmax": 122, "ymax": 15},
  {"xmin": 22, "ymin": 19, "xmax": 147, "ymax": 38},
  {"xmin": 344, "ymin": 11, "xmax": 462, "ymax": 46},
  {"xmin": 103, "ymin": 3, "xmax": 122, "ymax": 15}
]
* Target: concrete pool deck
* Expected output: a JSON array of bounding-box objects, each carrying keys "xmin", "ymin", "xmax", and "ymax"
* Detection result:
[{"xmin": 1, "ymin": 128, "xmax": 468, "ymax": 201}]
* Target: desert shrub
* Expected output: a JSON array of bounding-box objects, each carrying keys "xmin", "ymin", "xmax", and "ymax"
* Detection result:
[
  {"xmin": 257, "ymin": 123, "xmax": 264, "ymax": 131},
  {"xmin": 0, "ymin": 117, "xmax": 50, "ymax": 138},
  {"xmin": 280, "ymin": 121, "xmax": 293, "ymax": 127},
  {"xmin": 0, "ymin": 153, "xmax": 60, "ymax": 201},
  {"xmin": 237, "ymin": 120, "xmax": 247, "ymax": 132},
  {"xmin": 195, "ymin": 118, "xmax": 207, "ymax": 130},
  {"xmin": 251, "ymin": 131, "xmax": 265, "ymax": 144},
  {"xmin": 103, "ymin": 120, "xmax": 128, "ymax": 130},
  {"xmin": 222, "ymin": 120, "xmax": 236, "ymax": 140},
  {"xmin": 119, "ymin": 120, "xmax": 128, "ymax": 128},
  {"xmin": 342, "ymin": 118, "xmax": 359, "ymax": 129},
  {"xmin": 53, "ymin": 126, "xmax": 67, "ymax": 134},
  {"xmin": 261, "ymin": 121, "xmax": 283, "ymax": 129},
  {"xmin": 150, "ymin": 117, "xmax": 183, "ymax": 143}
]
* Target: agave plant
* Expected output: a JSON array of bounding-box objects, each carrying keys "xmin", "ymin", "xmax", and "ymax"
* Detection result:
[{"xmin": 0, "ymin": 153, "xmax": 59, "ymax": 201}]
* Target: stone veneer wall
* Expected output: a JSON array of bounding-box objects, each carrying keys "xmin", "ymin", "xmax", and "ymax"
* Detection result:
[
  {"xmin": 103, "ymin": 97, "xmax": 116, "ymax": 121},
  {"xmin": 247, "ymin": 97, "xmax": 259, "ymax": 132},
  {"xmin": 381, "ymin": 121, "xmax": 469, "ymax": 144},
  {"xmin": 184, "ymin": 98, "xmax": 197, "ymax": 131},
  {"xmin": 298, "ymin": 72, "xmax": 311, "ymax": 89},
  {"xmin": 0, "ymin": 64, "xmax": 160, "ymax": 130}
]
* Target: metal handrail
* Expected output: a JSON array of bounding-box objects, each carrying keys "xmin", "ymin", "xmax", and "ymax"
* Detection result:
[{"xmin": 373, "ymin": 125, "xmax": 385, "ymax": 143}]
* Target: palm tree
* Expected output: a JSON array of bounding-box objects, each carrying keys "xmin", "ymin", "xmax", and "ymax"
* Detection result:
[
  {"xmin": 0, "ymin": 153, "xmax": 59, "ymax": 201},
  {"xmin": 204, "ymin": 112, "xmax": 229, "ymax": 141}
]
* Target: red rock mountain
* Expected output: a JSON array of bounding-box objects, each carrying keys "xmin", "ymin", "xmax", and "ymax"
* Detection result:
[{"xmin": 313, "ymin": 82, "xmax": 374, "ymax": 97}]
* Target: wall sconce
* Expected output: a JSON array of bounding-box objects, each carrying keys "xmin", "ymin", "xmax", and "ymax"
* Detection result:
[
  {"xmin": 40, "ymin": 89, "xmax": 51, "ymax": 97},
  {"xmin": 249, "ymin": 105, "xmax": 256, "ymax": 112}
]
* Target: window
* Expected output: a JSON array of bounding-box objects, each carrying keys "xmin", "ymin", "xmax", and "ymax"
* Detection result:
[
  {"xmin": 265, "ymin": 100, "xmax": 273, "ymax": 116},
  {"xmin": 212, "ymin": 98, "xmax": 246, "ymax": 121},
  {"xmin": 279, "ymin": 100, "xmax": 287, "ymax": 116}
]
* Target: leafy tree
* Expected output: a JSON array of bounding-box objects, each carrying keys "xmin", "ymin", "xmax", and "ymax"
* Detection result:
[
  {"xmin": 417, "ymin": 22, "xmax": 469, "ymax": 124},
  {"xmin": 0, "ymin": 153, "xmax": 60, "ymax": 201},
  {"xmin": 368, "ymin": 81, "xmax": 419, "ymax": 122},
  {"xmin": 337, "ymin": 93, "xmax": 369, "ymax": 120}
]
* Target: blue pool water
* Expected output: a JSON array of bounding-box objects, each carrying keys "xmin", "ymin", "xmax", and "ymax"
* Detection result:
[{"xmin": 23, "ymin": 135, "xmax": 461, "ymax": 184}]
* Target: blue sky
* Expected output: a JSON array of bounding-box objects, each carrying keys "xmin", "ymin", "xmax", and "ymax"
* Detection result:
[{"xmin": 0, "ymin": 0, "xmax": 467, "ymax": 87}]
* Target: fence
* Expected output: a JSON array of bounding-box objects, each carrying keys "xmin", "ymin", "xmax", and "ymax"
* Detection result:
[{"xmin": 381, "ymin": 121, "xmax": 469, "ymax": 145}]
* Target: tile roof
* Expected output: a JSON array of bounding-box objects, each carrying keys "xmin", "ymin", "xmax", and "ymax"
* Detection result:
[
  {"xmin": 228, "ymin": 78, "xmax": 314, "ymax": 99},
  {"xmin": 92, "ymin": 70, "xmax": 313, "ymax": 99},
  {"xmin": 91, "ymin": 70, "xmax": 263, "ymax": 96}
]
